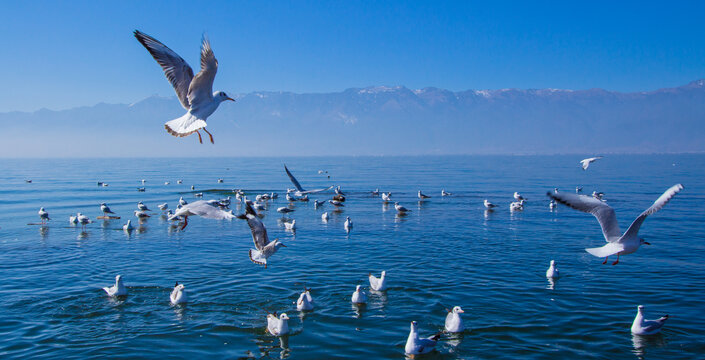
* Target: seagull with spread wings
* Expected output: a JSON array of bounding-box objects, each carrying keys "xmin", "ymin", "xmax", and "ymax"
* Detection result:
[
  {"xmin": 134, "ymin": 30, "xmax": 234, "ymax": 144},
  {"xmin": 284, "ymin": 165, "xmax": 333, "ymax": 196},
  {"xmin": 237, "ymin": 200, "xmax": 286, "ymax": 268},
  {"xmin": 548, "ymin": 184, "xmax": 683, "ymax": 265}
]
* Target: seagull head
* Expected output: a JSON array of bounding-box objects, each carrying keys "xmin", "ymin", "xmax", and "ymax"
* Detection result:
[
  {"xmin": 115, "ymin": 274, "xmax": 123, "ymax": 283},
  {"xmin": 274, "ymin": 239, "xmax": 287, "ymax": 248},
  {"xmin": 410, "ymin": 321, "xmax": 418, "ymax": 331},
  {"xmin": 279, "ymin": 313, "xmax": 290, "ymax": 320},
  {"xmin": 355, "ymin": 285, "xmax": 362, "ymax": 292},
  {"xmin": 381, "ymin": 270, "xmax": 386, "ymax": 277},
  {"xmin": 550, "ymin": 260, "xmax": 556, "ymax": 266},
  {"xmin": 453, "ymin": 306, "xmax": 465, "ymax": 314},
  {"xmin": 637, "ymin": 305, "xmax": 645, "ymax": 312},
  {"xmin": 215, "ymin": 91, "xmax": 235, "ymax": 102},
  {"xmin": 640, "ymin": 238, "xmax": 651, "ymax": 245}
]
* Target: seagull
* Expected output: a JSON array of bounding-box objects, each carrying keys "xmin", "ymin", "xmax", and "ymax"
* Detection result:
[
  {"xmin": 351, "ymin": 285, "xmax": 367, "ymax": 304},
  {"xmin": 191, "ymin": 185, "xmax": 196, "ymax": 190},
  {"xmin": 576, "ymin": 186, "xmax": 583, "ymax": 193},
  {"xmin": 38, "ymin": 207, "xmax": 50, "ymax": 224},
  {"xmin": 405, "ymin": 321, "xmax": 441, "ymax": 356},
  {"xmin": 253, "ymin": 202, "xmax": 265, "ymax": 211},
  {"xmin": 137, "ymin": 187, "xmax": 146, "ymax": 192},
  {"xmin": 134, "ymin": 210, "xmax": 150, "ymax": 218},
  {"xmin": 381, "ymin": 192, "xmax": 392, "ymax": 202},
  {"xmin": 194, "ymin": 192, "xmax": 203, "ymax": 197},
  {"xmin": 296, "ymin": 288, "xmax": 314, "ymax": 311},
  {"xmin": 445, "ymin": 306, "xmax": 465, "ymax": 333},
  {"xmin": 179, "ymin": 197, "xmax": 188, "ymax": 206},
  {"xmin": 284, "ymin": 219, "xmax": 296, "ymax": 231},
  {"xmin": 69, "ymin": 214, "xmax": 78, "ymax": 224},
  {"xmin": 141, "ymin": 179, "xmax": 146, "ymax": 184},
  {"xmin": 284, "ymin": 165, "xmax": 333, "ymax": 196},
  {"xmin": 513, "ymin": 192, "xmax": 526, "ymax": 201},
  {"xmin": 510, "ymin": 200, "xmax": 525, "ymax": 211},
  {"xmin": 277, "ymin": 207, "xmax": 294, "ymax": 215},
  {"xmin": 158, "ymin": 203, "xmax": 168, "ymax": 211},
  {"xmin": 25, "ymin": 179, "xmax": 32, "ymax": 183},
  {"xmin": 134, "ymin": 30, "xmax": 234, "ymax": 144},
  {"xmin": 549, "ymin": 200, "xmax": 557, "ymax": 210},
  {"xmin": 266, "ymin": 312, "xmax": 290, "ymax": 336},
  {"xmin": 321, "ymin": 212, "xmax": 329, "ymax": 221},
  {"xmin": 580, "ymin": 156, "xmax": 603, "ymax": 170},
  {"xmin": 329, "ymin": 199, "xmax": 344, "ymax": 207},
  {"xmin": 137, "ymin": 202, "xmax": 151, "ymax": 211},
  {"xmin": 546, "ymin": 260, "xmax": 559, "ymax": 279},
  {"xmin": 394, "ymin": 202, "xmax": 410, "ymax": 213},
  {"xmin": 548, "ymin": 184, "xmax": 684, "ymax": 265},
  {"xmin": 631, "ymin": 305, "xmax": 669, "ymax": 335},
  {"xmin": 441, "ymin": 189, "xmax": 452, "ymax": 196},
  {"xmin": 372, "ymin": 188, "xmax": 380, "ymax": 196},
  {"xmin": 313, "ymin": 200, "xmax": 325, "ymax": 209},
  {"xmin": 164, "ymin": 181, "xmax": 170, "ymax": 185},
  {"xmin": 168, "ymin": 200, "xmax": 236, "ymax": 230},
  {"xmin": 103, "ymin": 275, "xmax": 127, "ymax": 297},
  {"xmin": 368, "ymin": 271, "xmax": 387, "ymax": 291},
  {"xmin": 237, "ymin": 201, "xmax": 286, "ymax": 268},
  {"xmin": 170, "ymin": 282, "xmax": 188, "ymax": 305},
  {"xmin": 177, "ymin": 179, "xmax": 183, "ymax": 184},
  {"xmin": 592, "ymin": 191, "xmax": 605, "ymax": 200},
  {"xmin": 123, "ymin": 220, "xmax": 133, "ymax": 232},
  {"xmin": 100, "ymin": 203, "xmax": 115, "ymax": 216},
  {"xmin": 217, "ymin": 178, "xmax": 224, "ymax": 183},
  {"xmin": 344, "ymin": 217, "xmax": 352, "ymax": 232},
  {"xmin": 418, "ymin": 190, "xmax": 431, "ymax": 199},
  {"xmin": 77, "ymin": 213, "xmax": 91, "ymax": 229},
  {"xmin": 484, "ymin": 199, "xmax": 498, "ymax": 210}
]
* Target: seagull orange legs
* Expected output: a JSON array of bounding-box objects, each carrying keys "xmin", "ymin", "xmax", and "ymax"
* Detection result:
[
  {"xmin": 602, "ymin": 253, "xmax": 621, "ymax": 265},
  {"xmin": 203, "ymin": 128, "xmax": 214, "ymax": 143},
  {"xmin": 196, "ymin": 131, "xmax": 203, "ymax": 144},
  {"xmin": 194, "ymin": 129, "xmax": 214, "ymax": 144}
]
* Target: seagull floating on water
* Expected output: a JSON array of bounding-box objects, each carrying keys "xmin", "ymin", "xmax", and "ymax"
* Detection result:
[
  {"xmin": 38, "ymin": 207, "xmax": 50, "ymax": 224},
  {"xmin": 329, "ymin": 199, "xmax": 344, "ymax": 207},
  {"xmin": 548, "ymin": 184, "xmax": 683, "ymax": 265},
  {"xmin": 580, "ymin": 156, "xmax": 603, "ymax": 170},
  {"xmin": 344, "ymin": 217, "xmax": 352, "ymax": 232},
  {"xmin": 137, "ymin": 202, "xmax": 151, "ymax": 211},
  {"xmin": 277, "ymin": 207, "xmax": 294, "ymax": 215},
  {"xmin": 394, "ymin": 202, "xmax": 410, "ymax": 213},
  {"xmin": 381, "ymin": 192, "xmax": 392, "ymax": 202},
  {"xmin": 441, "ymin": 189, "xmax": 452, "ymax": 196},
  {"xmin": 296, "ymin": 288, "xmax": 314, "ymax": 311},
  {"xmin": 546, "ymin": 260, "xmax": 560, "ymax": 279},
  {"xmin": 631, "ymin": 305, "xmax": 668, "ymax": 335},
  {"xmin": 484, "ymin": 199, "xmax": 498, "ymax": 210},
  {"xmin": 134, "ymin": 30, "xmax": 234, "ymax": 144},
  {"xmin": 418, "ymin": 190, "xmax": 431, "ymax": 199},
  {"xmin": 100, "ymin": 203, "xmax": 115, "ymax": 216},
  {"xmin": 169, "ymin": 200, "xmax": 235, "ymax": 230},
  {"xmin": 170, "ymin": 282, "xmax": 188, "ymax": 305},
  {"xmin": 123, "ymin": 220, "xmax": 133, "ymax": 232},
  {"xmin": 103, "ymin": 275, "xmax": 127, "ymax": 297},
  {"xmin": 179, "ymin": 197, "xmax": 188, "ymax": 206},
  {"xmin": 445, "ymin": 306, "xmax": 465, "ymax": 333},
  {"xmin": 69, "ymin": 214, "xmax": 78, "ymax": 224},
  {"xmin": 267, "ymin": 312, "xmax": 290, "ymax": 336},
  {"xmin": 321, "ymin": 212, "xmax": 329, "ymax": 221},
  {"xmin": 405, "ymin": 321, "xmax": 441, "ymax": 356},
  {"xmin": 368, "ymin": 271, "xmax": 387, "ymax": 291},
  {"xmin": 134, "ymin": 210, "xmax": 150, "ymax": 218},
  {"xmin": 313, "ymin": 200, "xmax": 325, "ymax": 209},
  {"xmin": 351, "ymin": 285, "xmax": 367, "ymax": 304},
  {"xmin": 77, "ymin": 213, "xmax": 91, "ymax": 229},
  {"xmin": 284, "ymin": 219, "xmax": 296, "ymax": 231},
  {"xmin": 510, "ymin": 200, "xmax": 525, "ymax": 211},
  {"xmin": 237, "ymin": 201, "xmax": 286, "ymax": 268},
  {"xmin": 158, "ymin": 203, "xmax": 168, "ymax": 211},
  {"xmin": 513, "ymin": 192, "xmax": 526, "ymax": 201}
]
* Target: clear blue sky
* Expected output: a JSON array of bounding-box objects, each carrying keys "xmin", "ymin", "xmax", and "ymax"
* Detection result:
[{"xmin": 2, "ymin": 0, "xmax": 703, "ymax": 112}]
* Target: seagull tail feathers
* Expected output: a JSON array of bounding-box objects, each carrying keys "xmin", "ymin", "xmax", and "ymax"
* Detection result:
[
  {"xmin": 165, "ymin": 113, "xmax": 208, "ymax": 138},
  {"xmin": 585, "ymin": 242, "xmax": 624, "ymax": 258}
]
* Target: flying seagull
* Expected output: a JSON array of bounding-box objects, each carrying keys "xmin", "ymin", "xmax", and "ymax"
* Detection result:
[
  {"xmin": 237, "ymin": 200, "xmax": 286, "ymax": 268},
  {"xmin": 580, "ymin": 156, "xmax": 603, "ymax": 170},
  {"xmin": 284, "ymin": 165, "xmax": 333, "ymax": 196},
  {"xmin": 134, "ymin": 30, "xmax": 234, "ymax": 144},
  {"xmin": 548, "ymin": 184, "xmax": 683, "ymax": 265},
  {"xmin": 168, "ymin": 200, "xmax": 236, "ymax": 230}
]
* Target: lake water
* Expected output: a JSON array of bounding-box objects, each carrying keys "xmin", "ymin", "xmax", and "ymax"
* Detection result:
[{"xmin": 0, "ymin": 155, "xmax": 703, "ymax": 359}]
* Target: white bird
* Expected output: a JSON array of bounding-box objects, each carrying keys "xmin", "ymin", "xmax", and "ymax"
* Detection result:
[
  {"xmin": 191, "ymin": 185, "xmax": 196, "ymax": 190},
  {"xmin": 69, "ymin": 214, "xmax": 78, "ymax": 224},
  {"xmin": 284, "ymin": 219, "xmax": 296, "ymax": 231},
  {"xmin": 445, "ymin": 306, "xmax": 465, "ymax": 333},
  {"xmin": 136, "ymin": 187, "xmax": 145, "ymax": 192},
  {"xmin": 137, "ymin": 201, "xmax": 151, "ymax": 211},
  {"xmin": 277, "ymin": 207, "xmax": 294, "ymax": 215},
  {"xmin": 321, "ymin": 212, "xmax": 329, "ymax": 221},
  {"xmin": 253, "ymin": 202, "xmax": 265, "ymax": 211},
  {"xmin": 237, "ymin": 201, "xmax": 286, "ymax": 268},
  {"xmin": 484, "ymin": 199, "xmax": 498, "ymax": 209},
  {"xmin": 329, "ymin": 199, "xmax": 344, "ymax": 207},
  {"xmin": 164, "ymin": 181, "xmax": 170, "ymax": 185},
  {"xmin": 103, "ymin": 275, "xmax": 127, "ymax": 297},
  {"xmin": 548, "ymin": 184, "xmax": 684, "ymax": 265},
  {"xmin": 134, "ymin": 30, "xmax": 234, "ymax": 144},
  {"xmin": 141, "ymin": 179, "xmax": 146, "ymax": 184},
  {"xmin": 580, "ymin": 156, "xmax": 603, "ymax": 170},
  {"xmin": 344, "ymin": 217, "xmax": 352, "ymax": 232},
  {"xmin": 179, "ymin": 197, "xmax": 188, "ymax": 206},
  {"xmin": 134, "ymin": 210, "xmax": 150, "ymax": 218},
  {"xmin": 418, "ymin": 190, "xmax": 431, "ymax": 199},
  {"xmin": 381, "ymin": 192, "xmax": 392, "ymax": 202},
  {"xmin": 217, "ymin": 178, "xmax": 224, "ymax": 183},
  {"xmin": 405, "ymin": 321, "xmax": 441, "ymax": 355},
  {"xmin": 631, "ymin": 305, "xmax": 669, "ymax": 335},
  {"xmin": 313, "ymin": 200, "xmax": 325, "ymax": 209},
  {"xmin": 286, "ymin": 193, "xmax": 295, "ymax": 202},
  {"xmin": 513, "ymin": 192, "xmax": 526, "ymax": 201},
  {"xmin": 168, "ymin": 200, "xmax": 235, "ymax": 230},
  {"xmin": 284, "ymin": 165, "xmax": 334, "ymax": 196},
  {"xmin": 549, "ymin": 200, "xmax": 557, "ymax": 210},
  {"xmin": 38, "ymin": 207, "xmax": 50, "ymax": 224},
  {"xmin": 368, "ymin": 271, "xmax": 387, "ymax": 291},
  {"xmin": 372, "ymin": 188, "xmax": 380, "ymax": 196},
  {"xmin": 194, "ymin": 193, "xmax": 203, "ymax": 197},
  {"xmin": 546, "ymin": 260, "xmax": 560, "ymax": 279},
  {"xmin": 510, "ymin": 200, "xmax": 525, "ymax": 211},
  {"xmin": 158, "ymin": 203, "xmax": 168, "ymax": 211},
  {"xmin": 266, "ymin": 313, "xmax": 290, "ymax": 336},
  {"xmin": 123, "ymin": 220, "xmax": 133, "ymax": 232},
  {"xmin": 351, "ymin": 285, "xmax": 367, "ymax": 304},
  {"xmin": 77, "ymin": 213, "xmax": 91, "ymax": 229},
  {"xmin": 592, "ymin": 191, "xmax": 605, "ymax": 200},
  {"xmin": 441, "ymin": 189, "xmax": 452, "ymax": 196},
  {"xmin": 170, "ymin": 282, "xmax": 188, "ymax": 305},
  {"xmin": 576, "ymin": 186, "xmax": 583, "ymax": 193},
  {"xmin": 394, "ymin": 202, "xmax": 410, "ymax": 213},
  {"xmin": 100, "ymin": 203, "xmax": 115, "ymax": 216},
  {"xmin": 177, "ymin": 179, "xmax": 183, "ymax": 184},
  {"xmin": 296, "ymin": 288, "xmax": 314, "ymax": 311}
]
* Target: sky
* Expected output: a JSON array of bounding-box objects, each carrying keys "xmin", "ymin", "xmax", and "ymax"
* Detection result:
[{"xmin": 1, "ymin": 0, "xmax": 704, "ymax": 112}]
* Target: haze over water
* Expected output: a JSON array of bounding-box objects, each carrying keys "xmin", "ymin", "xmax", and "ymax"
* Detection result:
[{"xmin": 1, "ymin": 155, "xmax": 703, "ymax": 359}]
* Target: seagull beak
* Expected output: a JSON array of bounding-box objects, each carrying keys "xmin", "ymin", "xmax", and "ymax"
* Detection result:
[
  {"xmin": 643, "ymin": 241, "xmax": 651, "ymax": 245},
  {"xmin": 226, "ymin": 97, "xmax": 235, "ymax": 102},
  {"xmin": 458, "ymin": 309, "xmax": 465, "ymax": 313}
]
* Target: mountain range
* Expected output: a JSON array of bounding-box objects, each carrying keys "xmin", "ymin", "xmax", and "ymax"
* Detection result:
[{"xmin": 2, "ymin": 80, "xmax": 704, "ymax": 157}]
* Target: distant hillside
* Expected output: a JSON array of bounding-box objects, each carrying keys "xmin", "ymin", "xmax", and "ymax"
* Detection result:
[{"xmin": 1, "ymin": 80, "xmax": 704, "ymax": 157}]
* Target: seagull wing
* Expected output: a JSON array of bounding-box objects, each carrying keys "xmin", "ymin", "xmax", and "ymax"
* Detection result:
[
  {"xmin": 622, "ymin": 184, "xmax": 683, "ymax": 240},
  {"xmin": 134, "ymin": 30, "xmax": 194, "ymax": 109},
  {"xmin": 299, "ymin": 185, "xmax": 334, "ymax": 194},
  {"xmin": 548, "ymin": 191, "xmax": 622, "ymax": 242},
  {"xmin": 237, "ymin": 201, "xmax": 270, "ymax": 250},
  {"xmin": 186, "ymin": 201, "xmax": 235, "ymax": 220},
  {"xmin": 187, "ymin": 35, "xmax": 218, "ymax": 113},
  {"xmin": 284, "ymin": 165, "xmax": 305, "ymax": 192}
]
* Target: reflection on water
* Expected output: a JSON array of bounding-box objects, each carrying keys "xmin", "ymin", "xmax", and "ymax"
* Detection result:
[{"xmin": 632, "ymin": 333, "xmax": 667, "ymax": 358}]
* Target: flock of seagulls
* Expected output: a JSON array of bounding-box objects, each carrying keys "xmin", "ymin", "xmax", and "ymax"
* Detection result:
[{"xmin": 28, "ymin": 154, "xmax": 683, "ymax": 354}]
